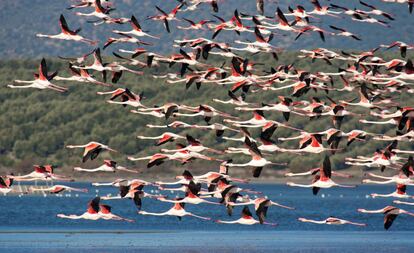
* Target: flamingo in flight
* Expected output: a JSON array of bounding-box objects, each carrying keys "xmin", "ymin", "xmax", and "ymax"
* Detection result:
[
  {"xmin": 54, "ymin": 64, "xmax": 111, "ymax": 86},
  {"xmin": 381, "ymin": 41, "xmax": 414, "ymax": 58},
  {"xmin": 329, "ymin": 26, "xmax": 361, "ymax": 41},
  {"xmin": 66, "ymin": 141, "xmax": 117, "ymax": 163},
  {"xmin": 8, "ymin": 58, "xmax": 67, "ymax": 92},
  {"xmin": 213, "ymin": 90, "xmax": 250, "ymax": 106},
  {"xmin": 285, "ymin": 166, "xmax": 352, "ymax": 179},
  {"xmin": 75, "ymin": 0, "xmax": 114, "ymax": 19},
  {"xmin": 177, "ymin": 18, "xmax": 213, "ymax": 30},
  {"xmin": 358, "ymin": 205, "xmax": 414, "ymax": 229},
  {"xmin": 112, "ymin": 15, "xmax": 159, "ymax": 39},
  {"xmin": 138, "ymin": 200, "xmax": 211, "ymax": 221},
  {"xmin": 359, "ymin": 1, "xmax": 395, "ymax": 20},
  {"xmin": 155, "ymin": 170, "xmax": 200, "ymax": 191},
  {"xmin": 97, "ymin": 88, "xmax": 145, "ymax": 108},
  {"xmin": 98, "ymin": 204, "xmax": 134, "ymax": 222},
  {"xmin": 0, "ymin": 175, "xmax": 15, "ymax": 194},
  {"xmin": 279, "ymin": 134, "xmax": 341, "ymax": 154},
  {"xmin": 92, "ymin": 178, "xmax": 153, "ymax": 187},
  {"xmin": 362, "ymin": 156, "xmax": 414, "ymax": 185},
  {"xmin": 298, "ymin": 217, "xmax": 366, "ymax": 226},
  {"xmin": 74, "ymin": 160, "xmax": 137, "ymax": 173},
  {"xmin": 161, "ymin": 134, "xmax": 224, "ymax": 154},
  {"xmin": 347, "ymin": 141, "xmax": 402, "ymax": 170},
  {"xmin": 235, "ymin": 96, "xmax": 306, "ymax": 121},
  {"xmin": 30, "ymin": 185, "xmax": 88, "ymax": 194},
  {"xmin": 215, "ymin": 206, "xmax": 277, "ymax": 226},
  {"xmin": 308, "ymin": 0, "xmax": 342, "ymax": 17},
  {"xmin": 36, "ymin": 15, "xmax": 96, "ymax": 45},
  {"xmin": 370, "ymin": 184, "xmax": 414, "ymax": 199},
  {"xmin": 103, "ymin": 33, "xmax": 152, "ymax": 50},
  {"xmin": 227, "ymin": 137, "xmax": 286, "ymax": 178},
  {"xmin": 157, "ymin": 181, "xmax": 220, "ymax": 205},
  {"xmin": 58, "ymin": 197, "xmax": 133, "ymax": 222},
  {"xmin": 57, "ymin": 197, "xmax": 102, "ymax": 220},
  {"xmin": 137, "ymin": 132, "xmax": 185, "ymax": 146},
  {"xmin": 10, "ymin": 165, "xmax": 71, "ymax": 182},
  {"xmin": 287, "ymin": 156, "xmax": 355, "ymax": 195},
  {"xmin": 147, "ymin": 3, "xmax": 184, "ymax": 33},
  {"xmin": 228, "ymin": 196, "xmax": 295, "ymax": 223},
  {"xmin": 101, "ymin": 181, "xmax": 162, "ymax": 210}
]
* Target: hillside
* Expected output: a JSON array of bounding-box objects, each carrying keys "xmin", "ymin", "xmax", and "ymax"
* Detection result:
[{"xmin": 1, "ymin": 51, "xmax": 414, "ymax": 181}]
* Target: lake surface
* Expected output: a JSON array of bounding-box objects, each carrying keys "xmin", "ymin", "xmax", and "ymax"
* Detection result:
[{"xmin": 1, "ymin": 183, "xmax": 414, "ymax": 252}]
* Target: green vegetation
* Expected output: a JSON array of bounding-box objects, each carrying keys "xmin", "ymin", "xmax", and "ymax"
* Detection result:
[{"xmin": 0, "ymin": 52, "xmax": 413, "ymax": 180}]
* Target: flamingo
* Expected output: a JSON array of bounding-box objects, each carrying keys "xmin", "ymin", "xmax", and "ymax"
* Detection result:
[
  {"xmin": 58, "ymin": 197, "xmax": 132, "ymax": 222},
  {"xmin": 58, "ymin": 49, "xmax": 94, "ymax": 64},
  {"xmin": 308, "ymin": 0, "xmax": 342, "ymax": 17},
  {"xmin": 236, "ymin": 96, "xmax": 306, "ymax": 121},
  {"xmin": 146, "ymin": 121, "xmax": 194, "ymax": 129},
  {"xmin": 358, "ymin": 205, "xmax": 414, "ymax": 229},
  {"xmin": 155, "ymin": 170, "xmax": 198, "ymax": 189},
  {"xmin": 54, "ymin": 64, "xmax": 111, "ymax": 86},
  {"xmin": 329, "ymin": 26, "xmax": 361, "ymax": 41},
  {"xmin": 280, "ymin": 134, "xmax": 341, "ymax": 154},
  {"xmin": 157, "ymin": 181, "xmax": 220, "ymax": 205},
  {"xmin": 66, "ymin": 0, "xmax": 112, "ymax": 9},
  {"xmin": 98, "ymin": 204, "xmax": 134, "ymax": 222},
  {"xmin": 66, "ymin": 141, "xmax": 117, "ymax": 162},
  {"xmin": 97, "ymin": 88, "xmax": 145, "ymax": 108},
  {"xmin": 177, "ymin": 18, "xmax": 213, "ymax": 30},
  {"xmin": 228, "ymin": 196, "xmax": 295, "ymax": 223},
  {"xmin": 75, "ymin": 0, "xmax": 114, "ymax": 19},
  {"xmin": 137, "ymin": 132, "xmax": 185, "ymax": 146},
  {"xmin": 285, "ymin": 167, "xmax": 352, "ymax": 178},
  {"xmin": 74, "ymin": 160, "xmax": 137, "ymax": 173},
  {"xmin": 57, "ymin": 197, "xmax": 102, "ymax": 220},
  {"xmin": 10, "ymin": 165, "xmax": 71, "ymax": 182},
  {"xmin": 287, "ymin": 156, "xmax": 355, "ymax": 195},
  {"xmin": 0, "ymin": 175, "xmax": 14, "ymax": 194},
  {"xmin": 36, "ymin": 15, "xmax": 96, "ymax": 45},
  {"xmin": 227, "ymin": 138, "xmax": 286, "ymax": 178},
  {"xmin": 30, "ymin": 185, "xmax": 88, "ymax": 194},
  {"xmin": 363, "ymin": 173, "xmax": 414, "ymax": 186},
  {"xmin": 298, "ymin": 217, "xmax": 366, "ymax": 226},
  {"xmin": 112, "ymin": 15, "xmax": 159, "ymax": 39},
  {"xmin": 160, "ymin": 134, "xmax": 224, "ymax": 154},
  {"xmin": 346, "ymin": 141, "xmax": 400, "ymax": 170},
  {"xmin": 381, "ymin": 41, "xmax": 414, "ymax": 58},
  {"xmin": 103, "ymin": 33, "xmax": 152, "ymax": 49},
  {"xmin": 259, "ymin": 8, "xmax": 299, "ymax": 33},
  {"xmin": 147, "ymin": 3, "xmax": 183, "ymax": 33},
  {"xmin": 92, "ymin": 178, "xmax": 153, "ymax": 187},
  {"xmin": 101, "ymin": 182, "xmax": 162, "ymax": 210},
  {"xmin": 215, "ymin": 206, "xmax": 277, "ymax": 226},
  {"xmin": 128, "ymin": 147, "xmax": 220, "ymax": 168},
  {"xmin": 371, "ymin": 184, "xmax": 414, "ymax": 199},
  {"xmin": 73, "ymin": 48, "xmax": 142, "ymax": 82},
  {"xmin": 173, "ymin": 104, "xmax": 238, "ymax": 123},
  {"xmin": 213, "ymin": 90, "xmax": 250, "ymax": 106},
  {"xmin": 138, "ymin": 201, "xmax": 211, "ymax": 220},
  {"xmin": 8, "ymin": 58, "xmax": 67, "ymax": 92},
  {"xmin": 359, "ymin": 1, "xmax": 395, "ymax": 20}
]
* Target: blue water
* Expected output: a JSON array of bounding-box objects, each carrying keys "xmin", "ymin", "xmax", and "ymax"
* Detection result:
[{"xmin": 1, "ymin": 183, "xmax": 414, "ymax": 252}]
